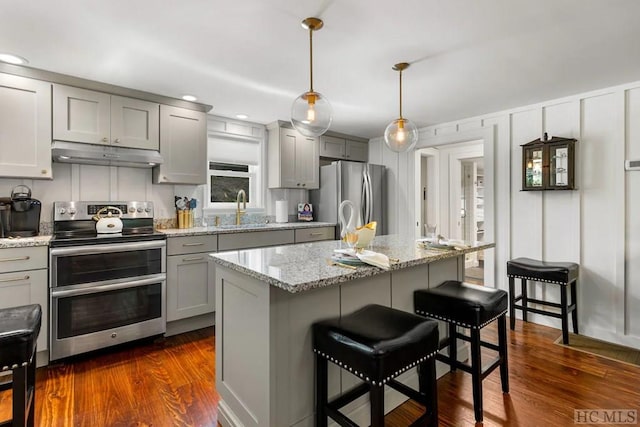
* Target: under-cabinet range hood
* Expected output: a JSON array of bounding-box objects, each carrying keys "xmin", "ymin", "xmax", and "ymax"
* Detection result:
[{"xmin": 51, "ymin": 141, "xmax": 163, "ymax": 168}]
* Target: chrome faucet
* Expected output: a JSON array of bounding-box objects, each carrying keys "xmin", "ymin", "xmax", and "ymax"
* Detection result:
[{"xmin": 236, "ymin": 189, "xmax": 246, "ymax": 225}]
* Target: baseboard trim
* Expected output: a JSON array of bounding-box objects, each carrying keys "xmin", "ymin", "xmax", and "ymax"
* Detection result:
[{"xmin": 165, "ymin": 313, "xmax": 215, "ymax": 337}]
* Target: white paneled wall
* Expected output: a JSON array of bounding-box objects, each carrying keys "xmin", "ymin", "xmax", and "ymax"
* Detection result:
[
  {"xmin": 371, "ymin": 80, "xmax": 640, "ymax": 349},
  {"xmin": 627, "ymin": 88, "xmax": 640, "ymax": 338}
]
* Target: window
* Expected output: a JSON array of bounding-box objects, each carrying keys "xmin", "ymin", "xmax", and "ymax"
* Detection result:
[
  {"xmin": 209, "ymin": 162, "xmax": 258, "ymax": 206},
  {"xmin": 206, "ymin": 117, "xmax": 265, "ymax": 210}
]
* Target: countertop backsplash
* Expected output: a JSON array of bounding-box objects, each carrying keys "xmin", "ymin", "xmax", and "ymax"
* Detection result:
[{"xmin": 154, "ymin": 212, "xmax": 299, "ymax": 230}]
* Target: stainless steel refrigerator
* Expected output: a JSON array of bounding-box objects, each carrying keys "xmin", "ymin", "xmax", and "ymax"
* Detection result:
[{"xmin": 310, "ymin": 161, "xmax": 386, "ymax": 236}]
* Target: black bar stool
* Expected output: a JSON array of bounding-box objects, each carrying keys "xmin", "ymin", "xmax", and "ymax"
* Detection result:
[
  {"xmin": 313, "ymin": 304, "xmax": 439, "ymax": 427},
  {"xmin": 507, "ymin": 257, "xmax": 579, "ymax": 344},
  {"xmin": 0, "ymin": 304, "xmax": 41, "ymax": 427},
  {"xmin": 414, "ymin": 281, "xmax": 509, "ymax": 423}
]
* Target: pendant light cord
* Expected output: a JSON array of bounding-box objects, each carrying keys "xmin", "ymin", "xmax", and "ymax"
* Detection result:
[
  {"xmin": 399, "ymin": 69, "xmax": 403, "ymax": 119},
  {"xmin": 309, "ymin": 28, "xmax": 314, "ymax": 92}
]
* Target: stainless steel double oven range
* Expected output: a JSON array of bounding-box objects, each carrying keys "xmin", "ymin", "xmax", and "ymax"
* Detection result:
[{"xmin": 49, "ymin": 201, "xmax": 166, "ymax": 361}]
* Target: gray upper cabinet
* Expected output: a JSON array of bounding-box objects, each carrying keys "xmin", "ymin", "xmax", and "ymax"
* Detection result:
[
  {"xmin": 110, "ymin": 95, "xmax": 160, "ymax": 149},
  {"xmin": 0, "ymin": 73, "xmax": 52, "ymax": 179},
  {"xmin": 345, "ymin": 139, "xmax": 368, "ymax": 162},
  {"xmin": 268, "ymin": 122, "xmax": 319, "ymax": 189},
  {"xmin": 319, "ymin": 135, "xmax": 345, "ymax": 158},
  {"xmin": 153, "ymin": 105, "xmax": 207, "ymax": 185},
  {"xmin": 319, "ymin": 135, "xmax": 368, "ymax": 162},
  {"xmin": 53, "ymin": 84, "xmax": 159, "ymax": 150}
]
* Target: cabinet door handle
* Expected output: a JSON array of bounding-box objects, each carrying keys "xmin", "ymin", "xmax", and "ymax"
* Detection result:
[
  {"xmin": 182, "ymin": 242, "xmax": 205, "ymax": 247},
  {"xmin": 114, "ymin": 138, "xmax": 121, "ymax": 143},
  {"xmin": 0, "ymin": 275, "xmax": 30, "ymax": 283},
  {"xmin": 310, "ymin": 232, "xmax": 324, "ymax": 236},
  {"xmin": 302, "ymin": 183, "xmax": 306, "ymax": 187},
  {"xmin": 102, "ymin": 137, "xmax": 108, "ymax": 142},
  {"xmin": 0, "ymin": 256, "xmax": 30, "ymax": 263},
  {"xmin": 182, "ymin": 256, "xmax": 205, "ymax": 262}
]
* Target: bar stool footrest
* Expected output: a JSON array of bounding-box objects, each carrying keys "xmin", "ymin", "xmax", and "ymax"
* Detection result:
[{"xmin": 387, "ymin": 379, "xmax": 426, "ymax": 405}]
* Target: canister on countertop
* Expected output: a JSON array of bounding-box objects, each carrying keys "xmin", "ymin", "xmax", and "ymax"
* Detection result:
[{"xmin": 275, "ymin": 200, "xmax": 288, "ymax": 223}]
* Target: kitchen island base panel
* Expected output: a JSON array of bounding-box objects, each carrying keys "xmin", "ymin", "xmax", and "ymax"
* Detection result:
[{"xmin": 215, "ymin": 254, "xmax": 466, "ymax": 427}]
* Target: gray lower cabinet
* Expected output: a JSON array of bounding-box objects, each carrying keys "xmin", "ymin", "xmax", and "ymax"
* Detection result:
[
  {"xmin": 166, "ymin": 235, "xmax": 217, "ymax": 322},
  {"xmin": 165, "ymin": 227, "xmax": 333, "ymax": 324},
  {"xmin": 0, "ymin": 247, "xmax": 48, "ymax": 352},
  {"xmin": 294, "ymin": 226, "xmax": 336, "ymax": 243},
  {"xmin": 218, "ymin": 229, "xmax": 295, "ymax": 251}
]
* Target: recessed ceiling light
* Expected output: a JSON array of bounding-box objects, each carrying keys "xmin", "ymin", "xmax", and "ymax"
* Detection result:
[
  {"xmin": 182, "ymin": 95, "xmax": 197, "ymax": 102},
  {"xmin": 236, "ymin": 114, "xmax": 249, "ymax": 120},
  {"xmin": 0, "ymin": 53, "xmax": 29, "ymax": 65}
]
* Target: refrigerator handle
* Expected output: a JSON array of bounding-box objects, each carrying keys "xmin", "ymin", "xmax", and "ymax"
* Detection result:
[
  {"xmin": 366, "ymin": 169, "xmax": 373, "ymax": 224},
  {"xmin": 361, "ymin": 171, "xmax": 367, "ymax": 225},
  {"xmin": 363, "ymin": 168, "xmax": 371, "ymax": 224}
]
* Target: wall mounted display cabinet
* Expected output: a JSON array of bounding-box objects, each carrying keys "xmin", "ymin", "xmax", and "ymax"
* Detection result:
[{"xmin": 522, "ymin": 133, "xmax": 577, "ymax": 191}]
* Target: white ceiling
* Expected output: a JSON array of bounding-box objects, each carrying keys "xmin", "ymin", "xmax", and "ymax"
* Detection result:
[{"xmin": 3, "ymin": 0, "xmax": 640, "ymax": 139}]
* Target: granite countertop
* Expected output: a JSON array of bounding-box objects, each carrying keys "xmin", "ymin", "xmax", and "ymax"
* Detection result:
[
  {"xmin": 0, "ymin": 222, "xmax": 336, "ymax": 247},
  {"xmin": 0, "ymin": 235, "xmax": 52, "ymax": 249},
  {"xmin": 210, "ymin": 235, "xmax": 494, "ymax": 293},
  {"xmin": 160, "ymin": 221, "xmax": 336, "ymax": 237}
]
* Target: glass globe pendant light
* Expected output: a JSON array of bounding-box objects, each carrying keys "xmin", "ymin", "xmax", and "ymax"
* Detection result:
[
  {"xmin": 291, "ymin": 17, "xmax": 333, "ymax": 137},
  {"xmin": 384, "ymin": 62, "xmax": 418, "ymax": 152}
]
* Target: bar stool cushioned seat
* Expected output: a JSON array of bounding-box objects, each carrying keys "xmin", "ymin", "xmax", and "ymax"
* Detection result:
[
  {"xmin": 0, "ymin": 304, "xmax": 42, "ymax": 427},
  {"xmin": 414, "ymin": 281, "xmax": 509, "ymax": 423},
  {"xmin": 507, "ymin": 257, "xmax": 578, "ymax": 344},
  {"xmin": 313, "ymin": 304, "xmax": 439, "ymax": 427}
]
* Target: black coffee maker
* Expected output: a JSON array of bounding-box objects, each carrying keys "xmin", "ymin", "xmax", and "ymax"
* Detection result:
[{"xmin": 2, "ymin": 186, "xmax": 41, "ymax": 237}]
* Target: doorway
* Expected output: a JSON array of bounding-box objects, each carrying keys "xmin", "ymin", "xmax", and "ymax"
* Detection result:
[
  {"xmin": 415, "ymin": 139, "xmax": 489, "ymax": 286},
  {"xmin": 460, "ymin": 157, "xmax": 484, "ymax": 284}
]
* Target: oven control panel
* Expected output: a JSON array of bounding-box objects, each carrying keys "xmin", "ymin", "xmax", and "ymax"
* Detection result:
[{"xmin": 54, "ymin": 201, "xmax": 154, "ymax": 221}]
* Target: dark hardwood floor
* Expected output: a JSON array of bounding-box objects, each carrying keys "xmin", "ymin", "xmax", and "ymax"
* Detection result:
[{"xmin": 1, "ymin": 320, "xmax": 639, "ymax": 426}]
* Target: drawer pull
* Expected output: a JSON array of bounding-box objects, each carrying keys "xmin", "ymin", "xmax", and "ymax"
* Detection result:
[
  {"xmin": 182, "ymin": 256, "xmax": 205, "ymax": 262},
  {"xmin": 310, "ymin": 232, "xmax": 324, "ymax": 236},
  {"xmin": 0, "ymin": 256, "xmax": 30, "ymax": 263},
  {"xmin": 0, "ymin": 275, "xmax": 30, "ymax": 283},
  {"xmin": 182, "ymin": 242, "xmax": 205, "ymax": 247}
]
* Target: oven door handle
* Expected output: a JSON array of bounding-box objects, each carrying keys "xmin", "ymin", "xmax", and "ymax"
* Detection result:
[
  {"xmin": 50, "ymin": 240, "xmax": 166, "ymax": 257},
  {"xmin": 51, "ymin": 274, "xmax": 166, "ymax": 298}
]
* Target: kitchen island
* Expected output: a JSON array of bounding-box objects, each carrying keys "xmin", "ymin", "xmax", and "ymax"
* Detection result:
[{"xmin": 210, "ymin": 235, "xmax": 493, "ymax": 427}]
